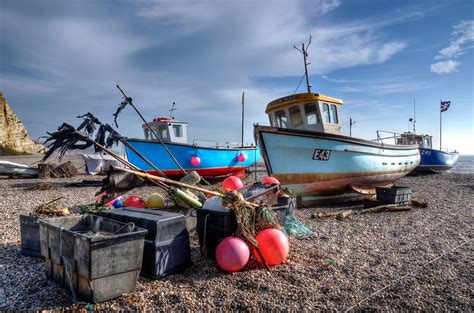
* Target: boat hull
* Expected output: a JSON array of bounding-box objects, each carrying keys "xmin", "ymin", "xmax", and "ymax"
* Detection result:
[
  {"xmin": 417, "ymin": 148, "xmax": 459, "ymax": 172},
  {"xmin": 124, "ymin": 139, "xmax": 260, "ymax": 178},
  {"xmin": 254, "ymin": 126, "xmax": 420, "ymax": 196}
]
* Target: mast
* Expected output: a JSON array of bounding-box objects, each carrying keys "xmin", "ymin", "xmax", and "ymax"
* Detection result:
[
  {"xmin": 241, "ymin": 91, "xmax": 245, "ymax": 147},
  {"xmin": 440, "ymin": 100, "xmax": 442, "ymax": 150},
  {"xmin": 413, "ymin": 98, "xmax": 416, "ymax": 134},
  {"xmin": 294, "ymin": 36, "xmax": 312, "ymax": 93}
]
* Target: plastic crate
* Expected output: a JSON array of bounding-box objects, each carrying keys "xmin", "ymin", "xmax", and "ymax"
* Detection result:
[
  {"xmin": 376, "ymin": 186, "xmax": 411, "ymax": 204},
  {"xmin": 39, "ymin": 214, "xmax": 147, "ymax": 303}
]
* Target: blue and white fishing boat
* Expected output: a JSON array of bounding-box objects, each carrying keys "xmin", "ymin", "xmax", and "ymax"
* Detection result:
[
  {"xmin": 124, "ymin": 117, "xmax": 260, "ymax": 178},
  {"xmin": 376, "ymin": 131, "xmax": 459, "ymax": 172},
  {"xmin": 254, "ymin": 41, "xmax": 419, "ymax": 197}
]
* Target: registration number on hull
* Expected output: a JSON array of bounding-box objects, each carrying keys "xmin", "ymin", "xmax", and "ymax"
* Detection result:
[{"xmin": 313, "ymin": 149, "xmax": 331, "ymax": 161}]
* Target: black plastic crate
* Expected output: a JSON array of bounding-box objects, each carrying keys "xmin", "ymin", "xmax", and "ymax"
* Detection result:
[
  {"xmin": 19, "ymin": 214, "xmax": 43, "ymax": 258},
  {"xmin": 97, "ymin": 207, "xmax": 192, "ymax": 278},
  {"xmin": 376, "ymin": 186, "xmax": 411, "ymax": 204}
]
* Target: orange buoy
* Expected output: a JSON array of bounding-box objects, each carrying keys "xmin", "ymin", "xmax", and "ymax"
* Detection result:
[
  {"xmin": 253, "ymin": 228, "xmax": 289, "ymax": 266},
  {"xmin": 221, "ymin": 176, "xmax": 243, "ymax": 191}
]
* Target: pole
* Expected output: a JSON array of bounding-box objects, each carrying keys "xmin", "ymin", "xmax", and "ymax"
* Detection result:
[
  {"xmin": 440, "ymin": 100, "xmax": 442, "ymax": 150},
  {"xmin": 350, "ymin": 116, "xmax": 352, "ymax": 137},
  {"xmin": 302, "ymin": 43, "xmax": 311, "ymax": 93},
  {"xmin": 116, "ymin": 85, "xmax": 187, "ymax": 175},
  {"xmin": 241, "ymin": 91, "xmax": 245, "ymax": 147},
  {"xmin": 413, "ymin": 98, "xmax": 416, "ymax": 134}
]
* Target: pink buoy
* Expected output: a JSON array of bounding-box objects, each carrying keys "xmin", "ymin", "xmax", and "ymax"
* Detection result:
[
  {"xmin": 262, "ymin": 176, "xmax": 280, "ymax": 186},
  {"xmin": 252, "ymin": 228, "xmax": 289, "ymax": 267},
  {"xmin": 236, "ymin": 153, "xmax": 247, "ymax": 162},
  {"xmin": 124, "ymin": 196, "xmax": 146, "ymax": 208},
  {"xmin": 190, "ymin": 156, "xmax": 201, "ymax": 166},
  {"xmin": 215, "ymin": 237, "xmax": 250, "ymax": 273},
  {"xmin": 221, "ymin": 176, "xmax": 243, "ymax": 191}
]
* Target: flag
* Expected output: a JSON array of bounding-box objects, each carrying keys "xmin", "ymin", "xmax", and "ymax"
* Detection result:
[{"xmin": 440, "ymin": 100, "xmax": 450, "ymax": 112}]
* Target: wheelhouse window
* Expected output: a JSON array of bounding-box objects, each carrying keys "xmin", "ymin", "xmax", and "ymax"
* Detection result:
[
  {"xmin": 322, "ymin": 103, "xmax": 331, "ymax": 123},
  {"xmin": 275, "ymin": 110, "xmax": 288, "ymax": 128},
  {"xmin": 289, "ymin": 106, "xmax": 303, "ymax": 127},
  {"xmin": 330, "ymin": 104, "xmax": 339, "ymax": 124},
  {"xmin": 172, "ymin": 124, "xmax": 182, "ymax": 137},
  {"xmin": 158, "ymin": 126, "xmax": 169, "ymax": 140},
  {"xmin": 304, "ymin": 103, "xmax": 319, "ymax": 125},
  {"xmin": 423, "ymin": 137, "xmax": 431, "ymax": 148}
]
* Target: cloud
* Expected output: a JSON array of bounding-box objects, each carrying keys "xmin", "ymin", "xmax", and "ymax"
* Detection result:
[
  {"xmin": 430, "ymin": 60, "xmax": 460, "ymax": 74},
  {"xmin": 308, "ymin": 0, "xmax": 341, "ymax": 16},
  {"xmin": 431, "ymin": 20, "xmax": 473, "ymax": 74}
]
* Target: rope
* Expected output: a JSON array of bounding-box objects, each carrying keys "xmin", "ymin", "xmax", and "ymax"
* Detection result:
[
  {"xmin": 344, "ymin": 238, "xmax": 470, "ymax": 312},
  {"xmin": 59, "ymin": 228, "xmax": 95, "ymax": 312},
  {"xmin": 293, "ymin": 73, "xmax": 306, "ymax": 94},
  {"xmin": 201, "ymin": 214, "xmax": 210, "ymax": 257}
]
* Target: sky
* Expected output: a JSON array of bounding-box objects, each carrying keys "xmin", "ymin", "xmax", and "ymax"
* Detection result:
[{"xmin": 1, "ymin": 0, "xmax": 473, "ymax": 154}]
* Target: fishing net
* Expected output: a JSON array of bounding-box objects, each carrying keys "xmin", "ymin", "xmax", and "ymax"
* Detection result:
[{"xmin": 283, "ymin": 215, "xmax": 313, "ymax": 237}]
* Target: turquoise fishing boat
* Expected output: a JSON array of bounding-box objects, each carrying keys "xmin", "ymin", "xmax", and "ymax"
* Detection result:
[
  {"xmin": 254, "ymin": 41, "xmax": 419, "ymax": 197},
  {"xmin": 124, "ymin": 117, "xmax": 260, "ymax": 178}
]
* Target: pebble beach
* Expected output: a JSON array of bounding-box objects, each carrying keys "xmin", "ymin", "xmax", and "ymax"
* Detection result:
[{"xmin": 0, "ymin": 156, "xmax": 473, "ymax": 311}]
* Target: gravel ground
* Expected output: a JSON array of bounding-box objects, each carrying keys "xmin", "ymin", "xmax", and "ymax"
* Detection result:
[{"xmin": 0, "ymin": 169, "xmax": 472, "ymax": 311}]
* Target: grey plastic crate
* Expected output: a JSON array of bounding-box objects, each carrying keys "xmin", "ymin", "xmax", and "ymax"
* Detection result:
[
  {"xmin": 39, "ymin": 214, "xmax": 147, "ymax": 303},
  {"xmin": 376, "ymin": 186, "xmax": 411, "ymax": 204}
]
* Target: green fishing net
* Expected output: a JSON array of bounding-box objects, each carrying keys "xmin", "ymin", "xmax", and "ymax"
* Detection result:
[{"xmin": 283, "ymin": 215, "xmax": 313, "ymax": 236}]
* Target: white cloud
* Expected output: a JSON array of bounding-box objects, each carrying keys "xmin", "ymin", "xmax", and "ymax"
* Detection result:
[
  {"xmin": 437, "ymin": 20, "xmax": 474, "ymax": 59},
  {"xmin": 430, "ymin": 60, "xmax": 460, "ymax": 74},
  {"xmin": 431, "ymin": 20, "xmax": 473, "ymax": 74},
  {"xmin": 308, "ymin": 0, "xmax": 341, "ymax": 16}
]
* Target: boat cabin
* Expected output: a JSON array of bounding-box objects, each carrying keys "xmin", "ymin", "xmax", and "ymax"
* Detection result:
[
  {"xmin": 142, "ymin": 117, "xmax": 188, "ymax": 144},
  {"xmin": 265, "ymin": 93, "xmax": 343, "ymax": 135},
  {"xmin": 396, "ymin": 132, "xmax": 432, "ymax": 149}
]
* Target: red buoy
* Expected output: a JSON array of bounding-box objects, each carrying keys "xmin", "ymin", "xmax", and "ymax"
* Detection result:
[
  {"xmin": 252, "ymin": 228, "xmax": 289, "ymax": 266},
  {"xmin": 262, "ymin": 176, "xmax": 280, "ymax": 186},
  {"xmin": 237, "ymin": 153, "xmax": 247, "ymax": 162},
  {"xmin": 222, "ymin": 176, "xmax": 243, "ymax": 191},
  {"xmin": 190, "ymin": 156, "xmax": 201, "ymax": 166},
  {"xmin": 215, "ymin": 237, "xmax": 250, "ymax": 272},
  {"xmin": 124, "ymin": 196, "xmax": 146, "ymax": 208}
]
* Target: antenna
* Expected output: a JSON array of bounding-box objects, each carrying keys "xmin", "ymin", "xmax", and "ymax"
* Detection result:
[
  {"xmin": 409, "ymin": 98, "xmax": 416, "ymax": 133},
  {"xmin": 169, "ymin": 102, "xmax": 177, "ymax": 119},
  {"xmin": 294, "ymin": 36, "xmax": 312, "ymax": 93},
  {"xmin": 349, "ymin": 116, "xmax": 356, "ymax": 137},
  {"xmin": 241, "ymin": 91, "xmax": 245, "ymax": 147}
]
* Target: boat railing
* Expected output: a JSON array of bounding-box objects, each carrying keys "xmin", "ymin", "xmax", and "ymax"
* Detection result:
[
  {"xmin": 192, "ymin": 139, "xmax": 255, "ymax": 149},
  {"xmin": 372, "ymin": 130, "xmax": 401, "ymax": 144}
]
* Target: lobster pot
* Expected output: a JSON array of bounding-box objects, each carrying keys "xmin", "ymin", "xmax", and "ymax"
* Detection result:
[
  {"xmin": 20, "ymin": 214, "xmax": 42, "ymax": 257},
  {"xmin": 39, "ymin": 215, "xmax": 147, "ymax": 303},
  {"xmin": 98, "ymin": 207, "xmax": 192, "ymax": 278}
]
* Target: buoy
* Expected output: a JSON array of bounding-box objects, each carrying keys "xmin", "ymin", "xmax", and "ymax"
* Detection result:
[
  {"xmin": 111, "ymin": 196, "xmax": 124, "ymax": 208},
  {"xmin": 262, "ymin": 176, "xmax": 280, "ymax": 186},
  {"xmin": 221, "ymin": 176, "xmax": 243, "ymax": 191},
  {"xmin": 237, "ymin": 153, "xmax": 247, "ymax": 162},
  {"xmin": 252, "ymin": 228, "xmax": 289, "ymax": 266},
  {"xmin": 124, "ymin": 196, "xmax": 146, "ymax": 208},
  {"xmin": 190, "ymin": 156, "xmax": 201, "ymax": 166},
  {"xmin": 215, "ymin": 237, "xmax": 250, "ymax": 273},
  {"xmin": 145, "ymin": 193, "xmax": 165, "ymax": 208},
  {"xmin": 203, "ymin": 196, "xmax": 228, "ymax": 212}
]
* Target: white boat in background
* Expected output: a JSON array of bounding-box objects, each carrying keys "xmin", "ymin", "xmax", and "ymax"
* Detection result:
[{"xmin": 0, "ymin": 160, "xmax": 38, "ymax": 177}]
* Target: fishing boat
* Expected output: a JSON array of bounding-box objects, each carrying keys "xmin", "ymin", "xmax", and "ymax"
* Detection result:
[
  {"xmin": 376, "ymin": 131, "xmax": 459, "ymax": 173},
  {"xmin": 375, "ymin": 99, "xmax": 459, "ymax": 173},
  {"xmin": 254, "ymin": 41, "xmax": 419, "ymax": 197},
  {"xmin": 124, "ymin": 117, "xmax": 260, "ymax": 178}
]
